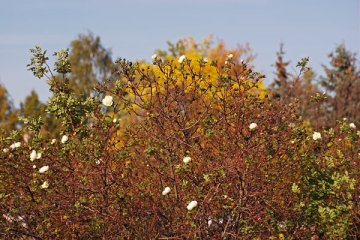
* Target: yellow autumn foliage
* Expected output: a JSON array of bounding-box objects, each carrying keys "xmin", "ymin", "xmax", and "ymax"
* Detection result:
[{"xmin": 110, "ymin": 37, "xmax": 267, "ymax": 149}]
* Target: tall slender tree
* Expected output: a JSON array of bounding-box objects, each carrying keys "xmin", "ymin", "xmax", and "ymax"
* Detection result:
[
  {"xmin": 320, "ymin": 45, "xmax": 360, "ymax": 123},
  {"xmin": 269, "ymin": 45, "xmax": 326, "ymax": 128},
  {"xmin": 69, "ymin": 33, "xmax": 113, "ymax": 96},
  {"xmin": 270, "ymin": 44, "xmax": 291, "ymax": 100},
  {"xmin": 0, "ymin": 85, "xmax": 18, "ymax": 135}
]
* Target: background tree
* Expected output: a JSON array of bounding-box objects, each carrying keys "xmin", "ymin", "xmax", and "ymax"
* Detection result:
[
  {"xmin": 269, "ymin": 46, "xmax": 327, "ymax": 128},
  {"xmin": 320, "ymin": 45, "xmax": 360, "ymax": 124},
  {"xmin": 69, "ymin": 33, "xmax": 113, "ymax": 96},
  {"xmin": 270, "ymin": 44, "xmax": 290, "ymax": 100},
  {"xmin": 20, "ymin": 90, "xmax": 60, "ymax": 137},
  {"xmin": 155, "ymin": 36, "xmax": 256, "ymax": 66},
  {"xmin": 20, "ymin": 90, "xmax": 44, "ymax": 118},
  {"xmin": 0, "ymin": 84, "xmax": 18, "ymax": 136}
]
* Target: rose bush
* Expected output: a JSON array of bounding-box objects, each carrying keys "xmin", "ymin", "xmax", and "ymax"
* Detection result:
[{"xmin": 0, "ymin": 41, "xmax": 358, "ymax": 239}]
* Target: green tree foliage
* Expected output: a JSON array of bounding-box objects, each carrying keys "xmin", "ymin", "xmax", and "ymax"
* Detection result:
[
  {"xmin": 69, "ymin": 33, "xmax": 113, "ymax": 96},
  {"xmin": 20, "ymin": 90, "xmax": 60, "ymax": 138},
  {"xmin": 1, "ymin": 33, "xmax": 113, "ymax": 138}
]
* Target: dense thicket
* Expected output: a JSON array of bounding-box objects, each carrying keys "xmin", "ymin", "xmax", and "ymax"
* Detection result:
[{"xmin": 0, "ymin": 35, "xmax": 359, "ymax": 239}]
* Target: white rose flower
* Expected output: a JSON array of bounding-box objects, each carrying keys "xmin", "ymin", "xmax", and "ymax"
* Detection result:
[
  {"xmin": 226, "ymin": 53, "xmax": 233, "ymax": 60},
  {"xmin": 113, "ymin": 118, "xmax": 118, "ymax": 123},
  {"xmin": 183, "ymin": 156, "xmax": 191, "ymax": 164},
  {"xmin": 3, "ymin": 148, "xmax": 9, "ymax": 153},
  {"xmin": 51, "ymin": 139, "xmax": 56, "ymax": 144},
  {"xmin": 203, "ymin": 57, "xmax": 209, "ymax": 63},
  {"xmin": 32, "ymin": 165, "xmax": 36, "ymax": 169},
  {"xmin": 187, "ymin": 200, "xmax": 198, "ymax": 211},
  {"xmin": 102, "ymin": 95, "xmax": 113, "ymax": 107},
  {"xmin": 178, "ymin": 55, "xmax": 186, "ymax": 64},
  {"xmin": 30, "ymin": 150, "xmax": 37, "ymax": 161},
  {"xmin": 349, "ymin": 123, "xmax": 356, "ymax": 129},
  {"xmin": 249, "ymin": 123, "xmax": 258, "ymax": 131},
  {"xmin": 278, "ymin": 222, "xmax": 286, "ymax": 229},
  {"xmin": 41, "ymin": 181, "xmax": 49, "ymax": 189},
  {"xmin": 162, "ymin": 187, "xmax": 171, "ymax": 196},
  {"xmin": 36, "ymin": 152, "xmax": 42, "ymax": 159},
  {"xmin": 17, "ymin": 216, "xmax": 27, "ymax": 228},
  {"xmin": 2, "ymin": 214, "xmax": 14, "ymax": 223},
  {"xmin": 61, "ymin": 135, "xmax": 68, "ymax": 144},
  {"xmin": 39, "ymin": 166, "xmax": 49, "ymax": 173},
  {"xmin": 151, "ymin": 54, "xmax": 158, "ymax": 60},
  {"xmin": 10, "ymin": 142, "xmax": 21, "ymax": 150},
  {"xmin": 95, "ymin": 160, "xmax": 101, "ymax": 165},
  {"xmin": 312, "ymin": 131, "xmax": 322, "ymax": 141}
]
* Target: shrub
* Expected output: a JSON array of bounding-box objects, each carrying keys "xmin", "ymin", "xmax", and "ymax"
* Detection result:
[{"xmin": 0, "ymin": 43, "xmax": 358, "ymax": 239}]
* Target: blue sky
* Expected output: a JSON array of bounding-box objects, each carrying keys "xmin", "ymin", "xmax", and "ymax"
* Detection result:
[{"xmin": 0, "ymin": 0, "xmax": 359, "ymax": 106}]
